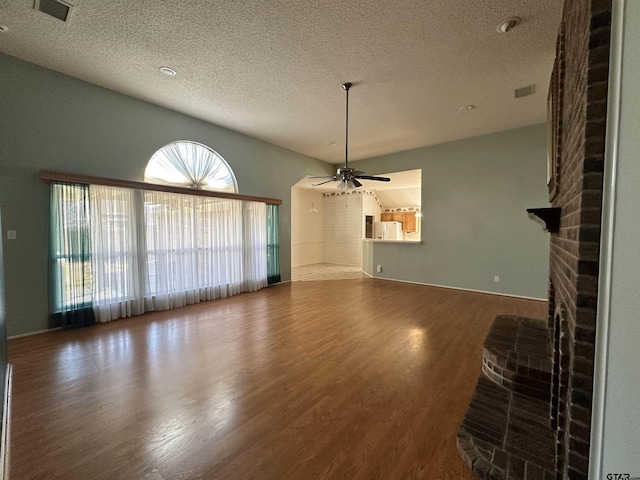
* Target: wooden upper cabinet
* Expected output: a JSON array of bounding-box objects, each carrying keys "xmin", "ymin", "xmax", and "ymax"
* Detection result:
[
  {"xmin": 380, "ymin": 211, "xmax": 417, "ymax": 232},
  {"xmin": 402, "ymin": 212, "xmax": 416, "ymax": 232}
]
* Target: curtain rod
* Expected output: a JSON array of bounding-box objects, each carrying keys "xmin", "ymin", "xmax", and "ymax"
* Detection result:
[{"xmin": 39, "ymin": 170, "xmax": 283, "ymax": 205}]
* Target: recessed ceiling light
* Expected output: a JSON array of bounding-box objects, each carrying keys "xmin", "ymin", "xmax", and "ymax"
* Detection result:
[
  {"xmin": 460, "ymin": 105, "xmax": 477, "ymax": 111},
  {"xmin": 497, "ymin": 16, "xmax": 521, "ymax": 33},
  {"xmin": 330, "ymin": 142, "xmax": 337, "ymax": 146},
  {"xmin": 160, "ymin": 66, "xmax": 177, "ymax": 76}
]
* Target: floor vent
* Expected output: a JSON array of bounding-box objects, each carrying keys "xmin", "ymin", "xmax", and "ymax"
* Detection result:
[
  {"xmin": 34, "ymin": 0, "xmax": 72, "ymax": 22},
  {"xmin": 514, "ymin": 84, "xmax": 536, "ymax": 98}
]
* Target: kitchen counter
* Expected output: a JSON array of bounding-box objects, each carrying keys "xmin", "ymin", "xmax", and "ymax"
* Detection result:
[{"xmin": 363, "ymin": 239, "xmax": 422, "ymax": 244}]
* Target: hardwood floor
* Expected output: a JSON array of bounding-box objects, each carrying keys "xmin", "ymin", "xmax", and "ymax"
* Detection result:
[{"xmin": 8, "ymin": 279, "xmax": 546, "ymax": 480}]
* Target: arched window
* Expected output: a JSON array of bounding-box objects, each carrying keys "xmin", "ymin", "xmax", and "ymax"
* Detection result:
[
  {"xmin": 144, "ymin": 141, "xmax": 237, "ymax": 193},
  {"xmin": 47, "ymin": 140, "xmax": 279, "ymax": 327}
]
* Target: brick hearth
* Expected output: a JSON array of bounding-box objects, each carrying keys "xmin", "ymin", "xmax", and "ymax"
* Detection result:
[
  {"xmin": 482, "ymin": 315, "xmax": 553, "ymax": 402},
  {"xmin": 457, "ymin": 315, "xmax": 555, "ymax": 479}
]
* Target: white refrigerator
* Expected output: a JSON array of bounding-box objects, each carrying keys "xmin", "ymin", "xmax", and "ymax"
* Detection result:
[{"xmin": 374, "ymin": 221, "xmax": 403, "ymax": 240}]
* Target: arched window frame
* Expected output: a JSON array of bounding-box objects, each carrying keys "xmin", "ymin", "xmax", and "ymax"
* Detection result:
[{"xmin": 144, "ymin": 140, "xmax": 238, "ymax": 193}]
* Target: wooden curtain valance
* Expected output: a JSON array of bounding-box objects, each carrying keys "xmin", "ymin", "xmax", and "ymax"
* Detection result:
[{"xmin": 39, "ymin": 170, "xmax": 282, "ymax": 205}]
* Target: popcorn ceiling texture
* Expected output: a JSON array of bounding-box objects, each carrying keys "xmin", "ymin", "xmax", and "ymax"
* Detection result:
[{"xmin": 0, "ymin": 0, "xmax": 562, "ymax": 163}]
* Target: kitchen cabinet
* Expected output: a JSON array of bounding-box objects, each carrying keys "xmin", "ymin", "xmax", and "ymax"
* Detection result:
[
  {"xmin": 391, "ymin": 212, "xmax": 404, "ymax": 222},
  {"xmin": 381, "ymin": 212, "xmax": 404, "ymax": 222},
  {"xmin": 402, "ymin": 212, "xmax": 416, "ymax": 232},
  {"xmin": 380, "ymin": 211, "xmax": 417, "ymax": 232}
]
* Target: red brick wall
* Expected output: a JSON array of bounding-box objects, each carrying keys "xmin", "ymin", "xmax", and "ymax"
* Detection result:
[{"xmin": 549, "ymin": 1, "xmax": 611, "ymax": 478}]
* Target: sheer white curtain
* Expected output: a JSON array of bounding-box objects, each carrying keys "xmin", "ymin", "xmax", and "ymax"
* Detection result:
[
  {"xmin": 89, "ymin": 185, "xmax": 145, "ymax": 322},
  {"xmin": 143, "ymin": 191, "xmax": 246, "ymax": 312},
  {"xmin": 243, "ymin": 202, "xmax": 267, "ymax": 292},
  {"xmin": 194, "ymin": 195, "xmax": 244, "ymax": 298},
  {"xmin": 85, "ymin": 186, "xmax": 268, "ymax": 321},
  {"xmin": 145, "ymin": 141, "xmax": 237, "ymax": 192}
]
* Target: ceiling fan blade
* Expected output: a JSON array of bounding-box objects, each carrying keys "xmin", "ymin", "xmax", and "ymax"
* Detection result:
[
  {"xmin": 355, "ymin": 175, "xmax": 391, "ymax": 182},
  {"xmin": 309, "ymin": 175, "xmax": 335, "ymax": 179},
  {"xmin": 313, "ymin": 179, "xmax": 337, "ymax": 186},
  {"xmin": 352, "ymin": 178, "xmax": 362, "ymax": 188}
]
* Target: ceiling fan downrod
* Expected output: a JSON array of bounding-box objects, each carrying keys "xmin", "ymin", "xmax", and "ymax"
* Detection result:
[
  {"xmin": 307, "ymin": 82, "xmax": 390, "ymax": 188},
  {"xmin": 342, "ymin": 82, "xmax": 352, "ymax": 170}
]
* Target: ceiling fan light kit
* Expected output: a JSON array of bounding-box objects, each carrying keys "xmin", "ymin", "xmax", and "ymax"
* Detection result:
[{"xmin": 310, "ymin": 83, "xmax": 390, "ymax": 190}]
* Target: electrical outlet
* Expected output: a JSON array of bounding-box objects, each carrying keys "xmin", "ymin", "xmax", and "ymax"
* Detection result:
[
  {"xmin": 376, "ymin": 264, "xmax": 382, "ymax": 273},
  {"xmin": 494, "ymin": 275, "xmax": 500, "ymax": 283},
  {"xmin": 7, "ymin": 230, "xmax": 16, "ymax": 240}
]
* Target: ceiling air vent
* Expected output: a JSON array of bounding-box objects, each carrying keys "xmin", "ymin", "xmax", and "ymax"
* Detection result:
[
  {"xmin": 514, "ymin": 84, "xmax": 536, "ymax": 98},
  {"xmin": 34, "ymin": 0, "xmax": 72, "ymax": 22}
]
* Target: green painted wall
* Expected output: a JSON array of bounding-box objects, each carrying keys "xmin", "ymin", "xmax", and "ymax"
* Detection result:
[
  {"xmin": 0, "ymin": 207, "xmax": 7, "ymax": 405},
  {"xmin": 0, "ymin": 53, "xmax": 332, "ymax": 336},
  {"xmin": 362, "ymin": 240, "xmax": 374, "ymax": 277},
  {"xmin": 352, "ymin": 124, "xmax": 550, "ymax": 299}
]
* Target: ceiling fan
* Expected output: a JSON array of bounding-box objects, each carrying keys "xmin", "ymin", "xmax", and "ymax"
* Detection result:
[{"xmin": 310, "ymin": 82, "xmax": 390, "ymax": 189}]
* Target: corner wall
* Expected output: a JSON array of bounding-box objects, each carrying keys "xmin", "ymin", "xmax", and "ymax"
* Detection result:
[
  {"xmin": 597, "ymin": 1, "xmax": 640, "ymax": 474},
  {"xmin": 352, "ymin": 124, "xmax": 551, "ymax": 299},
  {"xmin": 0, "ymin": 206, "xmax": 6, "ymax": 407},
  {"xmin": 0, "ymin": 53, "xmax": 332, "ymax": 336},
  {"xmin": 291, "ymin": 188, "xmax": 324, "ymax": 267}
]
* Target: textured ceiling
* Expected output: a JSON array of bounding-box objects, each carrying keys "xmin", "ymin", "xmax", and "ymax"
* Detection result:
[{"xmin": 0, "ymin": 0, "xmax": 562, "ymax": 164}]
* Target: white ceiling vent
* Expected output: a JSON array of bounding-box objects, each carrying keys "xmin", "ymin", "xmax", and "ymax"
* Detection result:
[
  {"xmin": 514, "ymin": 84, "xmax": 536, "ymax": 98},
  {"xmin": 34, "ymin": 0, "xmax": 72, "ymax": 22}
]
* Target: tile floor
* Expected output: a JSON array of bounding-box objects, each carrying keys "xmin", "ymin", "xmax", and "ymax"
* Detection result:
[{"xmin": 291, "ymin": 263, "xmax": 367, "ymax": 281}]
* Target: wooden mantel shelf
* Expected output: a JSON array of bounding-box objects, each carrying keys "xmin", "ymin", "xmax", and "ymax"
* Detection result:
[{"xmin": 526, "ymin": 207, "xmax": 561, "ymax": 233}]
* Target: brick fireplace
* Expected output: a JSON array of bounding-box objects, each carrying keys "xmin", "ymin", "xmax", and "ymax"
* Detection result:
[
  {"xmin": 548, "ymin": 0, "xmax": 611, "ymax": 478},
  {"xmin": 457, "ymin": 1, "xmax": 612, "ymax": 478}
]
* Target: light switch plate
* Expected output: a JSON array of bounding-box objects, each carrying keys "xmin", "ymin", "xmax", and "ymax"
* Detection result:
[{"xmin": 7, "ymin": 230, "xmax": 16, "ymax": 240}]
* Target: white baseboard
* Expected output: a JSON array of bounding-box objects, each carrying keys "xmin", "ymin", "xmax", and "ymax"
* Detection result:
[
  {"xmin": 8, "ymin": 327, "xmax": 61, "ymax": 340},
  {"xmin": 372, "ymin": 276, "xmax": 547, "ymax": 302}
]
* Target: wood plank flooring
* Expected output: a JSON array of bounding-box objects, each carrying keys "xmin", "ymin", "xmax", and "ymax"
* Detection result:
[{"xmin": 8, "ymin": 279, "xmax": 546, "ymax": 480}]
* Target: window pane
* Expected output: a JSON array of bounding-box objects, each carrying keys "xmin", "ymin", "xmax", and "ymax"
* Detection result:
[
  {"xmin": 145, "ymin": 141, "xmax": 237, "ymax": 193},
  {"xmin": 51, "ymin": 183, "xmax": 92, "ymax": 312}
]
